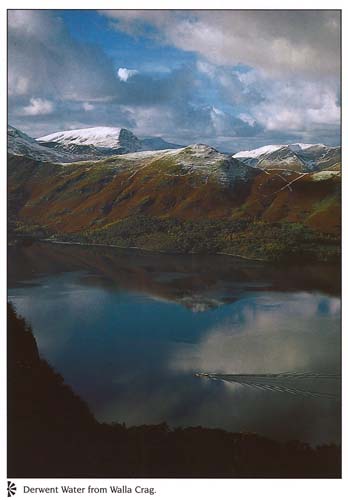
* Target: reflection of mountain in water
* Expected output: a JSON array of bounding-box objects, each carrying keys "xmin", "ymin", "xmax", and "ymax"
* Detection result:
[
  {"xmin": 8, "ymin": 241, "xmax": 340, "ymax": 312},
  {"xmin": 178, "ymin": 295, "xmax": 230, "ymax": 312},
  {"xmin": 8, "ymin": 241, "xmax": 341, "ymax": 446}
]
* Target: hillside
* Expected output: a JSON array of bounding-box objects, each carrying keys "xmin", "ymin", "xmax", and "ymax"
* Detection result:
[{"xmin": 8, "ymin": 136, "xmax": 341, "ymax": 261}]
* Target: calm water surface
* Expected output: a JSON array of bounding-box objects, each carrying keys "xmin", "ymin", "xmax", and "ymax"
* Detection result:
[{"xmin": 8, "ymin": 242, "xmax": 341, "ymax": 445}]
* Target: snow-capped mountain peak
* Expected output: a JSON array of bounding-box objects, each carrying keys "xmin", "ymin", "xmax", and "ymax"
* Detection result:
[
  {"xmin": 233, "ymin": 144, "xmax": 287, "ymax": 159},
  {"xmin": 38, "ymin": 126, "xmax": 141, "ymax": 150},
  {"xmin": 233, "ymin": 143, "xmax": 327, "ymax": 159},
  {"xmin": 8, "ymin": 125, "xmax": 340, "ymax": 172},
  {"xmin": 37, "ymin": 126, "xmax": 183, "ymax": 156},
  {"xmin": 232, "ymin": 142, "xmax": 339, "ymax": 172}
]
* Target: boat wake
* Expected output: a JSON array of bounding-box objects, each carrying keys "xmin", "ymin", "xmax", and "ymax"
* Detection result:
[{"xmin": 195, "ymin": 372, "xmax": 341, "ymax": 400}]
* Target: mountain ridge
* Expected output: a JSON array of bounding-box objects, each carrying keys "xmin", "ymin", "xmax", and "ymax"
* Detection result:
[
  {"xmin": 233, "ymin": 142, "xmax": 341, "ymax": 172},
  {"xmin": 9, "ymin": 124, "xmax": 341, "ymax": 173},
  {"xmin": 38, "ymin": 126, "xmax": 182, "ymax": 160},
  {"xmin": 8, "ymin": 125, "xmax": 71, "ymax": 163},
  {"xmin": 38, "ymin": 126, "xmax": 143, "ymax": 153},
  {"xmin": 8, "ymin": 125, "xmax": 341, "ymax": 263},
  {"xmin": 8, "ymin": 125, "xmax": 184, "ymax": 163},
  {"xmin": 234, "ymin": 143, "xmax": 328, "ymax": 158}
]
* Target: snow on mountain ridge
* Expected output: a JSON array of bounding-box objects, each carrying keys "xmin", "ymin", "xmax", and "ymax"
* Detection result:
[
  {"xmin": 8, "ymin": 125, "xmax": 70, "ymax": 162},
  {"xmin": 233, "ymin": 143, "xmax": 328, "ymax": 159},
  {"xmin": 38, "ymin": 126, "xmax": 182, "ymax": 154},
  {"xmin": 9, "ymin": 124, "xmax": 339, "ymax": 174},
  {"xmin": 234, "ymin": 144, "xmax": 286, "ymax": 158},
  {"xmin": 38, "ymin": 126, "xmax": 135, "ymax": 148}
]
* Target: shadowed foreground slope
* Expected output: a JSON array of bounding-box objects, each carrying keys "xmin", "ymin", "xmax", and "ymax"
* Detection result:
[{"xmin": 8, "ymin": 303, "xmax": 341, "ymax": 478}]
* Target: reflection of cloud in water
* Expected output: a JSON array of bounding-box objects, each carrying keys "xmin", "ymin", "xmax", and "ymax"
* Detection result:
[
  {"xmin": 9, "ymin": 256, "xmax": 341, "ymax": 445},
  {"xmin": 170, "ymin": 292, "xmax": 340, "ymax": 375},
  {"xmin": 8, "ymin": 273, "xmax": 113, "ymax": 354},
  {"xmin": 166, "ymin": 291, "xmax": 341, "ymax": 445}
]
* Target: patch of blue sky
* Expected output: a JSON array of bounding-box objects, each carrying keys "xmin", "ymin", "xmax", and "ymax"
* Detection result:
[{"xmin": 58, "ymin": 10, "xmax": 197, "ymax": 74}]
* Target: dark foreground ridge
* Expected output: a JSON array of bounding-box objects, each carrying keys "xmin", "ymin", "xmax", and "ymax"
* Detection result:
[{"xmin": 8, "ymin": 303, "xmax": 341, "ymax": 478}]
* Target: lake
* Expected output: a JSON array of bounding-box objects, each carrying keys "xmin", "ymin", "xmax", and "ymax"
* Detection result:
[{"xmin": 8, "ymin": 241, "xmax": 341, "ymax": 445}]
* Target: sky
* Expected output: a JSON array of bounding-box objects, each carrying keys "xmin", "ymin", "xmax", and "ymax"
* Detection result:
[{"xmin": 8, "ymin": 9, "xmax": 341, "ymax": 152}]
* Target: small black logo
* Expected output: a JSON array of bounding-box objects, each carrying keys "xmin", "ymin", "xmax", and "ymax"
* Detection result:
[{"xmin": 7, "ymin": 481, "xmax": 16, "ymax": 497}]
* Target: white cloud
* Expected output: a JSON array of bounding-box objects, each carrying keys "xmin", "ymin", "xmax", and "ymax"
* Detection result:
[
  {"xmin": 121, "ymin": 105, "xmax": 174, "ymax": 138},
  {"xmin": 82, "ymin": 102, "xmax": 95, "ymax": 111},
  {"xmin": 251, "ymin": 78, "xmax": 340, "ymax": 133},
  {"xmin": 117, "ymin": 67, "xmax": 139, "ymax": 82},
  {"xmin": 8, "ymin": 10, "xmax": 341, "ymax": 149},
  {"xmin": 102, "ymin": 10, "xmax": 341, "ymax": 78},
  {"xmin": 238, "ymin": 113, "xmax": 256, "ymax": 127},
  {"xmin": 8, "ymin": 76, "xmax": 29, "ymax": 97},
  {"xmin": 8, "ymin": 10, "xmax": 119, "ymax": 102},
  {"xmin": 170, "ymin": 294, "xmax": 340, "ymax": 375},
  {"xmin": 20, "ymin": 98, "xmax": 55, "ymax": 116},
  {"xmin": 196, "ymin": 60, "xmax": 216, "ymax": 78}
]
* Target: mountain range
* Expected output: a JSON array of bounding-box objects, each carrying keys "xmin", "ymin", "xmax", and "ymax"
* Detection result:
[
  {"xmin": 9, "ymin": 124, "xmax": 340, "ymax": 172},
  {"xmin": 233, "ymin": 143, "xmax": 341, "ymax": 172},
  {"xmin": 9, "ymin": 125, "xmax": 182, "ymax": 163},
  {"xmin": 38, "ymin": 126, "xmax": 182, "ymax": 161},
  {"xmin": 8, "ymin": 125, "xmax": 341, "ymax": 262}
]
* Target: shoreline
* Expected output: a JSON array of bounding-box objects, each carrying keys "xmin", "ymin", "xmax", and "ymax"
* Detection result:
[
  {"xmin": 9, "ymin": 234, "xmax": 340, "ymax": 265},
  {"xmin": 38, "ymin": 238, "xmax": 267, "ymax": 262}
]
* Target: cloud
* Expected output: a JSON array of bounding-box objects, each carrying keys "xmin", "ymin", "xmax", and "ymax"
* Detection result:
[
  {"xmin": 121, "ymin": 102, "xmax": 262, "ymax": 150},
  {"xmin": 82, "ymin": 102, "xmax": 95, "ymax": 111},
  {"xmin": 8, "ymin": 10, "xmax": 193, "ymax": 107},
  {"xmin": 101, "ymin": 10, "xmax": 341, "ymax": 78},
  {"xmin": 8, "ymin": 10, "xmax": 119, "ymax": 102},
  {"xmin": 238, "ymin": 70, "xmax": 340, "ymax": 136},
  {"xmin": 8, "ymin": 11, "xmax": 202, "ymax": 139},
  {"xmin": 117, "ymin": 67, "xmax": 139, "ymax": 82},
  {"xmin": 238, "ymin": 113, "xmax": 256, "ymax": 127},
  {"xmin": 194, "ymin": 59, "xmax": 340, "ymax": 147},
  {"xmin": 8, "ymin": 10, "xmax": 341, "ymax": 149},
  {"xmin": 170, "ymin": 293, "xmax": 340, "ymax": 374},
  {"xmin": 19, "ymin": 98, "xmax": 55, "ymax": 116}
]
